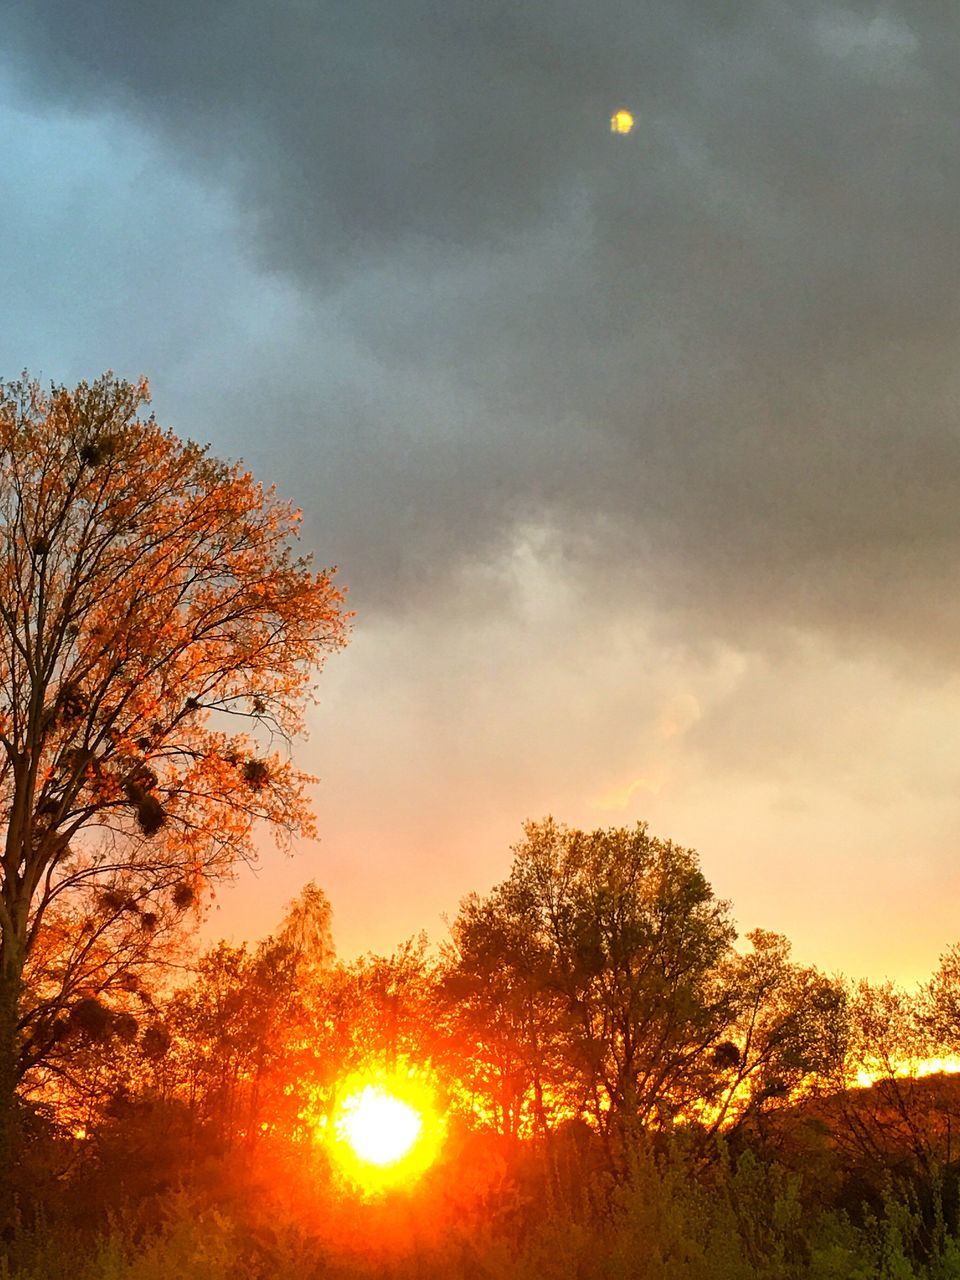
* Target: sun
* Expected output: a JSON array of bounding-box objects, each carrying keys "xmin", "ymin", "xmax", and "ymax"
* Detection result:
[
  {"xmin": 338, "ymin": 1085, "xmax": 422, "ymax": 1166},
  {"xmin": 324, "ymin": 1068, "xmax": 444, "ymax": 1192}
]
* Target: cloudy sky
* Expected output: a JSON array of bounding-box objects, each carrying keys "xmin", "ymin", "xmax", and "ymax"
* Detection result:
[{"xmin": 1, "ymin": 0, "xmax": 959, "ymax": 983}]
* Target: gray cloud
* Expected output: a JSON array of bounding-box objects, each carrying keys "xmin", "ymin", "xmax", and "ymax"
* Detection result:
[{"xmin": 1, "ymin": 0, "xmax": 959, "ymax": 664}]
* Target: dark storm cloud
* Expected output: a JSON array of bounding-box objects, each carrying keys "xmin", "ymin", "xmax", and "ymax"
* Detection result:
[
  {"xmin": 0, "ymin": 0, "xmax": 701, "ymax": 259},
  {"xmin": 3, "ymin": 0, "xmax": 959, "ymax": 658}
]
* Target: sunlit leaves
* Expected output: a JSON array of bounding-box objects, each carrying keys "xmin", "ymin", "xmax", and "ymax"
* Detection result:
[{"xmin": 0, "ymin": 371, "xmax": 349, "ymax": 1095}]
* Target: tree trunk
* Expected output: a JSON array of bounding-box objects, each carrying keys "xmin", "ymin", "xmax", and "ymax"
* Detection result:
[{"xmin": 0, "ymin": 929, "xmax": 25, "ymax": 1229}]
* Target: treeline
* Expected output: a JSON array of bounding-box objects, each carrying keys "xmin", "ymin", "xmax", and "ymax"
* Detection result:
[
  {"xmin": 19, "ymin": 820, "xmax": 960, "ymax": 1209},
  {"xmin": 8, "ymin": 817, "xmax": 960, "ymax": 1278}
]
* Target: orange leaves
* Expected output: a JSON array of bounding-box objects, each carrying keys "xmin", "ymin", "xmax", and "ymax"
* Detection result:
[{"xmin": 0, "ymin": 372, "xmax": 350, "ymax": 1078}]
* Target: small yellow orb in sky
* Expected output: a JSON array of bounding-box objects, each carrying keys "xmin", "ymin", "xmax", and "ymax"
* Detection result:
[{"xmin": 610, "ymin": 109, "xmax": 635, "ymax": 135}]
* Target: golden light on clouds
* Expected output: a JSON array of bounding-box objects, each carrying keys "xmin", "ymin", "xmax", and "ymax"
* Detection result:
[
  {"xmin": 593, "ymin": 694, "xmax": 702, "ymax": 811},
  {"xmin": 658, "ymin": 692, "xmax": 702, "ymax": 740},
  {"xmin": 610, "ymin": 109, "xmax": 635, "ymax": 134},
  {"xmin": 595, "ymin": 770, "xmax": 666, "ymax": 812}
]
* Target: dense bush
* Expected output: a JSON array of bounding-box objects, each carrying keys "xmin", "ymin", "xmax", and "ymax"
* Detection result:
[{"xmin": 6, "ymin": 1132, "xmax": 960, "ymax": 1280}]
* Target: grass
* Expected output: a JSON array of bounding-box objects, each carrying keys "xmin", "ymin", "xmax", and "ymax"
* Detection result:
[{"xmin": 6, "ymin": 1142, "xmax": 960, "ymax": 1279}]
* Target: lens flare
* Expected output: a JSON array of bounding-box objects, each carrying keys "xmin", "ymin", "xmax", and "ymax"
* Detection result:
[{"xmin": 324, "ymin": 1068, "xmax": 444, "ymax": 1192}]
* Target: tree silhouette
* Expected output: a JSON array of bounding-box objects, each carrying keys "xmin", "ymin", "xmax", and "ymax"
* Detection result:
[
  {"xmin": 445, "ymin": 819, "xmax": 737, "ymax": 1151},
  {"xmin": 702, "ymin": 929, "xmax": 847, "ymax": 1140}
]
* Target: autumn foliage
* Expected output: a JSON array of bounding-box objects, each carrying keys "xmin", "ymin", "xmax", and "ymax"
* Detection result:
[{"xmin": 0, "ymin": 373, "xmax": 348, "ymax": 1168}]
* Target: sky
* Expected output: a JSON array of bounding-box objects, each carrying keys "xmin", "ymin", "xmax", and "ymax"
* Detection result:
[{"xmin": 0, "ymin": 0, "xmax": 958, "ymax": 984}]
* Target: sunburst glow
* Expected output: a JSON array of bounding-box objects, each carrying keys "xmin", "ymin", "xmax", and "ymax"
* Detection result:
[
  {"xmin": 338, "ymin": 1085, "xmax": 423, "ymax": 1166},
  {"xmin": 323, "ymin": 1068, "xmax": 445, "ymax": 1192}
]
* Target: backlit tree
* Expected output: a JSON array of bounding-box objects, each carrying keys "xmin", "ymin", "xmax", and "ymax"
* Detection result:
[
  {"xmin": 445, "ymin": 819, "xmax": 737, "ymax": 1150},
  {"xmin": 702, "ymin": 930, "xmax": 847, "ymax": 1139},
  {"xmin": 0, "ymin": 373, "xmax": 348, "ymax": 1168}
]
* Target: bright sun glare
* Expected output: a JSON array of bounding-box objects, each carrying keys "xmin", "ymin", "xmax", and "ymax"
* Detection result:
[
  {"xmin": 338, "ymin": 1085, "xmax": 423, "ymax": 1166},
  {"xmin": 324, "ymin": 1068, "xmax": 444, "ymax": 1192}
]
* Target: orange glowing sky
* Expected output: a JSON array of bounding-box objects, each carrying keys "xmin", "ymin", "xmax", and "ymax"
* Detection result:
[
  {"xmin": 207, "ymin": 601, "xmax": 960, "ymax": 989},
  {"xmin": 4, "ymin": 2, "xmax": 959, "ymax": 992}
]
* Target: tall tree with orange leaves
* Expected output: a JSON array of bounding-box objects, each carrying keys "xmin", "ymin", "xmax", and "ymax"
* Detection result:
[{"xmin": 0, "ymin": 372, "xmax": 348, "ymax": 1174}]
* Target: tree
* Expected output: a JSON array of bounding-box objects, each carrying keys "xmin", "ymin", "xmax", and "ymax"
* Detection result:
[
  {"xmin": 922, "ymin": 943, "xmax": 960, "ymax": 1055},
  {"xmin": 444, "ymin": 819, "xmax": 736, "ymax": 1151},
  {"xmin": 315, "ymin": 936, "xmax": 438, "ymax": 1082},
  {"xmin": 17, "ymin": 875, "xmax": 183, "ymax": 1131},
  {"xmin": 47, "ymin": 882, "xmax": 339, "ymax": 1151},
  {"xmin": 0, "ymin": 373, "xmax": 348, "ymax": 1169},
  {"xmin": 828, "ymin": 978, "xmax": 957, "ymax": 1183},
  {"xmin": 167, "ymin": 939, "xmax": 304, "ymax": 1144},
  {"xmin": 702, "ymin": 930, "xmax": 847, "ymax": 1140},
  {"xmin": 276, "ymin": 879, "xmax": 334, "ymax": 980},
  {"xmin": 441, "ymin": 888, "xmax": 563, "ymax": 1140}
]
